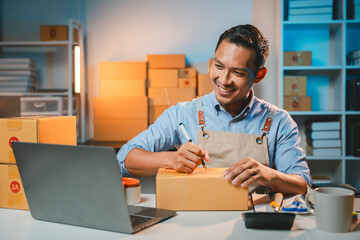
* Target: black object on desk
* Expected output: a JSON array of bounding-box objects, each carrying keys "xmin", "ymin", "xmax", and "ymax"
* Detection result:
[
  {"xmin": 242, "ymin": 212, "xmax": 295, "ymax": 230},
  {"xmin": 243, "ymin": 193, "xmax": 295, "ymax": 230}
]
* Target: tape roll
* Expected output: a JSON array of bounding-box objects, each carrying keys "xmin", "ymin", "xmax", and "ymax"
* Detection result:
[{"xmin": 125, "ymin": 185, "xmax": 141, "ymax": 205}]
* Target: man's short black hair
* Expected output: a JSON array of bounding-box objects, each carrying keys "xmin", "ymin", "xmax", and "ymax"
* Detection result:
[{"xmin": 215, "ymin": 24, "xmax": 270, "ymax": 71}]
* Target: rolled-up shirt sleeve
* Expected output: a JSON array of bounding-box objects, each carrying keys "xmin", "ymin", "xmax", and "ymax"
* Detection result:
[
  {"xmin": 116, "ymin": 105, "xmax": 180, "ymax": 177},
  {"xmin": 273, "ymin": 112, "xmax": 312, "ymax": 185}
]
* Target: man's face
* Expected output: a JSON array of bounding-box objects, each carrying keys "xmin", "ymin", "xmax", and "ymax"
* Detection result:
[{"xmin": 210, "ymin": 40, "xmax": 257, "ymax": 114}]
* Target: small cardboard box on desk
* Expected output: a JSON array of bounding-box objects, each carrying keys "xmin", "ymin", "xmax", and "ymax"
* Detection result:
[
  {"xmin": 0, "ymin": 116, "xmax": 77, "ymax": 210},
  {"xmin": 156, "ymin": 168, "xmax": 248, "ymax": 211}
]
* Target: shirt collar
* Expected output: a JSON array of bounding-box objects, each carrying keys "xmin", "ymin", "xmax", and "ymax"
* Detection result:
[{"xmin": 210, "ymin": 89, "xmax": 256, "ymax": 119}]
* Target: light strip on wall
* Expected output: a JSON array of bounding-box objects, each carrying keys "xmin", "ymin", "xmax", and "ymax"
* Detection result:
[{"xmin": 74, "ymin": 45, "xmax": 81, "ymax": 93}]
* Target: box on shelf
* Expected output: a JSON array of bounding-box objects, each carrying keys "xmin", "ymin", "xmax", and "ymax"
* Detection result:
[
  {"xmin": 93, "ymin": 119, "xmax": 148, "ymax": 141},
  {"xmin": 148, "ymin": 88, "xmax": 196, "ymax": 106},
  {"xmin": 156, "ymin": 168, "xmax": 248, "ymax": 211},
  {"xmin": 284, "ymin": 96, "xmax": 311, "ymax": 111},
  {"xmin": 148, "ymin": 69, "xmax": 178, "ymax": 88},
  {"xmin": 198, "ymin": 73, "xmax": 213, "ymax": 96},
  {"xmin": 20, "ymin": 96, "xmax": 77, "ymax": 116},
  {"xmin": 99, "ymin": 61, "xmax": 147, "ymax": 80},
  {"xmin": 100, "ymin": 79, "xmax": 147, "ymax": 97},
  {"xmin": 0, "ymin": 164, "xmax": 28, "ymax": 210},
  {"xmin": 94, "ymin": 96, "xmax": 148, "ymax": 119},
  {"xmin": 284, "ymin": 51, "xmax": 312, "ymax": 66},
  {"xmin": 179, "ymin": 68, "xmax": 197, "ymax": 78},
  {"xmin": 147, "ymin": 54, "xmax": 185, "ymax": 69},
  {"xmin": 178, "ymin": 77, "xmax": 196, "ymax": 88},
  {"xmin": 149, "ymin": 105, "xmax": 169, "ymax": 124},
  {"xmin": 284, "ymin": 76, "xmax": 307, "ymax": 96},
  {"xmin": 40, "ymin": 25, "xmax": 78, "ymax": 42},
  {"xmin": 0, "ymin": 116, "xmax": 77, "ymax": 164}
]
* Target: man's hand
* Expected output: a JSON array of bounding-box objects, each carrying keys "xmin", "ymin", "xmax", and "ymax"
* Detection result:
[
  {"xmin": 223, "ymin": 157, "xmax": 276, "ymax": 187},
  {"xmin": 172, "ymin": 142, "xmax": 209, "ymax": 173}
]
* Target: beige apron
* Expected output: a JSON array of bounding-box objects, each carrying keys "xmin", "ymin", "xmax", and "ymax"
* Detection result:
[{"xmin": 194, "ymin": 98, "xmax": 276, "ymax": 193}]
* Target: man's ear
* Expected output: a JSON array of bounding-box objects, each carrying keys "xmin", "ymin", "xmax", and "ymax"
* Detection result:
[{"xmin": 254, "ymin": 67, "xmax": 267, "ymax": 83}]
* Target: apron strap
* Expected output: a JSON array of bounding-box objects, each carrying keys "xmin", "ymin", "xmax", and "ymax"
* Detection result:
[
  {"xmin": 256, "ymin": 105, "xmax": 277, "ymax": 144},
  {"xmin": 195, "ymin": 98, "xmax": 209, "ymax": 139}
]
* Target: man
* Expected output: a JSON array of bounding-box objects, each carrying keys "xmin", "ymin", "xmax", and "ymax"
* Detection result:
[{"xmin": 117, "ymin": 24, "xmax": 311, "ymax": 195}]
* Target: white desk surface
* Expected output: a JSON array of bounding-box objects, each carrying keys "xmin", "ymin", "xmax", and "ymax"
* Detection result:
[{"xmin": 1, "ymin": 194, "xmax": 359, "ymax": 240}]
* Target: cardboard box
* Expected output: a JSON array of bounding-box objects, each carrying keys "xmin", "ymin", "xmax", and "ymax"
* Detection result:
[
  {"xmin": 178, "ymin": 77, "xmax": 196, "ymax": 88},
  {"xmin": 156, "ymin": 168, "xmax": 248, "ymax": 211},
  {"xmin": 100, "ymin": 79, "xmax": 146, "ymax": 97},
  {"xmin": 0, "ymin": 116, "xmax": 77, "ymax": 164},
  {"xmin": 147, "ymin": 54, "xmax": 185, "ymax": 69},
  {"xmin": 40, "ymin": 25, "xmax": 78, "ymax": 42},
  {"xmin": 99, "ymin": 62, "xmax": 147, "ymax": 80},
  {"xmin": 93, "ymin": 119, "xmax": 148, "ymax": 141},
  {"xmin": 284, "ymin": 96, "xmax": 312, "ymax": 111},
  {"xmin": 284, "ymin": 51, "xmax": 312, "ymax": 66},
  {"xmin": 148, "ymin": 88, "xmax": 196, "ymax": 106},
  {"xmin": 198, "ymin": 73, "xmax": 213, "ymax": 96},
  {"xmin": 149, "ymin": 105, "xmax": 168, "ymax": 124},
  {"xmin": 148, "ymin": 69, "xmax": 178, "ymax": 88},
  {"xmin": 179, "ymin": 68, "xmax": 197, "ymax": 78},
  {"xmin": 94, "ymin": 96, "xmax": 148, "ymax": 119},
  {"xmin": 0, "ymin": 164, "xmax": 29, "ymax": 210},
  {"xmin": 284, "ymin": 76, "xmax": 307, "ymax": 96}
]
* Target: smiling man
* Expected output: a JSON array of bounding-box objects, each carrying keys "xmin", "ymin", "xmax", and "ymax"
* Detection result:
[{"xmin": 117, "ymin": 24, "xmax": 311, "ymax": 195}]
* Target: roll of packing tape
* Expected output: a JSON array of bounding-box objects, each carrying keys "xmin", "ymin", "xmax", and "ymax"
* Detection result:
[{"xmin": 122, "ymin": 177, "xmax": 141, "ymax": 205}]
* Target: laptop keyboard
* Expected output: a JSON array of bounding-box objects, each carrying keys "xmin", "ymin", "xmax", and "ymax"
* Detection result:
[{"xmin": 130, "ymin": 215, "xmax": 154, "ymax": 227}]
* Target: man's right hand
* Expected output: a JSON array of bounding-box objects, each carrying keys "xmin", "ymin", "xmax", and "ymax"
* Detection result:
[{"xmin": 172, "ymin": 142, "xmax": 209, "ymax": 173}]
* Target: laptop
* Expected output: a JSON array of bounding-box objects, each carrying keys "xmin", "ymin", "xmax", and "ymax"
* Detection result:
[{"xmin": 12, "ymin": 142, "xmax": 176, "ymax": 234}]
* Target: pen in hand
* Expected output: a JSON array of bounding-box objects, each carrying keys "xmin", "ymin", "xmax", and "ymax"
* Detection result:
[{"xmin": 178, "ymin": 122, "xmax": 207, "ymax": 169}]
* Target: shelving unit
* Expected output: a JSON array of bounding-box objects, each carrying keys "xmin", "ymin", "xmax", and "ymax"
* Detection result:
[
  {"xmin": 281, "ymin": 0, "xmax": 360, "ymax": 188},
  {"xmin": 0, "ymin": 19, "xmax": 86, "ymax": 143}
]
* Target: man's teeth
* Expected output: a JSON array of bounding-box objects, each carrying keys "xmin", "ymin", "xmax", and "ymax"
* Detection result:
[{"xmin": 218, "ymin": 84, "xmax": 234, "ymax": 92}]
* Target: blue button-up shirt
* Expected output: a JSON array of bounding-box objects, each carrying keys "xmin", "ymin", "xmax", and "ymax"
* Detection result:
[{"xmin": 117, "ymin": 91, "xmax": 311, "ymax": 185}]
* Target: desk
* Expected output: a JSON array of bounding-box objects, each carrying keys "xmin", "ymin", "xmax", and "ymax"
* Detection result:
[{"xmin": 0, "ymin": 194, "xmax": 359, "ymax": 240}]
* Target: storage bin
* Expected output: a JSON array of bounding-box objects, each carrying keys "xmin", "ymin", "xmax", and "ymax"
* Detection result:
[{"xmin": 20, "ymin": 96, "xmax": 76, "ymax": 116}]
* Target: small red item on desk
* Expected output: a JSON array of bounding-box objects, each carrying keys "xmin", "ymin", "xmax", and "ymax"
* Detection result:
[{"xmin": 122, "ymin": 177, "xmax": 140, "ymax": 188}]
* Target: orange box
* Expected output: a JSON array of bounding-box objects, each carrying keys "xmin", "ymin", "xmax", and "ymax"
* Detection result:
[
  {"xmin": 179, "ymin": 68, "xmax": 197, "ymax": 78},
  {"xmin": 0, "ymin": 116, "xmax": 77, "ymax": 164},
  {"xmin": 284, "ymin": 51, "xmax": 312, "ymax": 66},
  {"xmin": 284, "ymin": 76, "xmax": 307, "ymax": 96},
  {"xmin": 93, "ymin": 119, "xmax": 148, "ymax": 141},
  {"xmin": 148, "ymin": 88, "xmax": 196, "ymax": 106},
  {"xmin": 198, "ymin": 73, "xmax": 213, "ymax": 96},
  {"xmin": 156, "ymin": 168, "xmax": 248, "ymax": 211},
  {"xmin": 148, "ymin": 69, "xmax": 178, "ymax": 88},
  {"xmin": 178, "ymin": 77, "xmax": 196, "ymax": 88},
  {"xmin": 149, "ymin": 105, "xmax": 168, "ymax": 124},
  {"xmin": 99, "ymin": 62, "xmax": 147, "ymax": 80},
  {"xmin": 147, "ymin": 54, "xmax": 185, "ymax": 69},
  {"xmin": 40, "ymin": 25, "xmax": 78, "ymax": 42},
  {"xmin": 100, "ymin": 79, "xmax": 146, "ymax": 97},
  {"xmin": 284, "ymin": 96, "xmax": 312, "ymax": 111},
  {"xmin": 94, "ymin": 96, "xmax": 148, "ymax": 119},
  {"xmin": 0, "ymin": 164, "xmax": 29, "ymax": 210}
]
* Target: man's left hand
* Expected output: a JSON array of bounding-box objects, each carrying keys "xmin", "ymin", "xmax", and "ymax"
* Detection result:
[{"xmin": 223, "ymin": 157, "xmax": 276, "ymax": 187}]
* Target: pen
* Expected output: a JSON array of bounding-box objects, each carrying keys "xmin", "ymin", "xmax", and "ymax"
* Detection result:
[{"xmin": 178, "ymin": 122, "xmax": 207, "ymax": 169}]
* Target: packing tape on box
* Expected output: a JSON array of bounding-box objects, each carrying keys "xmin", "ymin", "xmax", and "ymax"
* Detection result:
[{"xmin": 125, "ymin": 185, "xmax": 141, "ymax": 205}]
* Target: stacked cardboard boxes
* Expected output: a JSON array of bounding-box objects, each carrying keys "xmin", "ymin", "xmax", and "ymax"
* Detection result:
[
  {"xmin": 147, "ymin": 54, "xmax": 196, "ymax": 124},
  {"xmin": 94, "ymin": 62, "xmax": 148, "ymax": 141},
  {"xmin": 283, "ymin": 75, "xmax": 311, "ymax": 111},
  {"xmin": 0, "ymin": 116, "xmax": 77, "ymax": 210}
]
